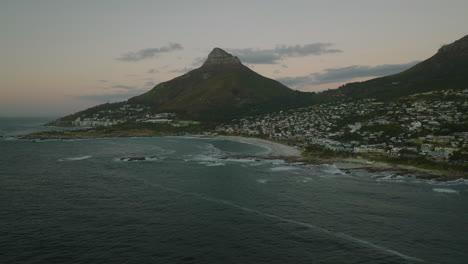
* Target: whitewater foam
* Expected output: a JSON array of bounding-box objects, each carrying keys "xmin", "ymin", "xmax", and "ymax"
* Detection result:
[
  {"xmin": 202, "ymin": 162, "xmax": 226, "ymax": 167},
  {"xmin": 270, "ymin": 166, "xmax": 299, "ymax": 172},
  {"xmin": 114, "ymin": 156, "xmax": 160, "ymax": 162},
  {"xmin": 59, "ymin": 155, "xmax": 92, "ymax": 161},
  {"xmin": 432, "ymin": 188, "xmax": 459, "ymax": 194},
  {"xmin": 316, "ymin": 164, "xmax": 345, "ymax": 175}
]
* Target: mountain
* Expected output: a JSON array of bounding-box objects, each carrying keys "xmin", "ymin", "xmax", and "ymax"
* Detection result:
[
  {"xmin": 49, "ymin": 35, "xmax": 468, "ymax": 126},
  {"xmin": 128, "ymin": 48, "xmax": 313, "ymax": 120},
  {"xmin": 323, "ymin": 35, "xmax": 468, "ymax": 100},
  {"xmin": 50, "ymin": 48, "xmax": 314, "ymax": 125}
]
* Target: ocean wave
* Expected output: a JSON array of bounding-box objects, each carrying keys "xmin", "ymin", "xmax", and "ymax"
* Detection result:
[
  {"xmin": 261, "ymin": 159, "xmax": 286, "ymax": 165},
  {"xmin": 374, "ymin": 174, "xmax": 407, "ymax": 183},
  {"xmin": 368, "ymin": 172, "xmax": 468, "ymax": 186},
  {"xmin": 189, "ymin": 154, "xmax": 221, "ymax": 162},
  {"xmin": 313, "ymin": 164, "xmax": 345, "ymax": 175},
  {"xmin": 297, "ymin": 177, "xmax": 312, "ymax": 183},
  {"xmin": 428, "ymin": 178, "xmax": 468, "ymax": 186},
  {"xmin": 270, "ymin": 166, "xmax": 299, "ymax": 172},
  {"xmin": 256, "ymin": 179, "xmax": 268, "ymax": 184},
  {"xmin": 432, "ymin": 188, "xmax": 460, "ymax": 194},
  {"xmin": 184, "ymin": 143, "xmax": 228, "ymax": 167},
  {"xmin": 225, "ymin": 157, "xmax": 258, "ymax": 163},
  {"xmin": 59, "ymin": 155, "xmax": 92, "ymax": 161},
  {"xmin": 202, "ymin": 162, "xmax": 226, "ymax": 167},
  {"xmin": 114, "ymin": 156, "xmax": 160, "ymax": 162}
]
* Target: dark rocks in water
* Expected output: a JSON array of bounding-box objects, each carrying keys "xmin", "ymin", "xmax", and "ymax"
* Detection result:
[
  {"xmin": 120, "ymin": 156, "xmax": 159, "ymax": 161},
  {"xmin": 120, "ymin": 157, "xmax": 146, "ymax": 161}
]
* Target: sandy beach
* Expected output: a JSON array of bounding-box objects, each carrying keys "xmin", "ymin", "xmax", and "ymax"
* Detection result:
[
  {"xmin": 213, "ymin": 135, "xmax": 465, "ymax": 180},
  {"xmin": 213, "ymin": 136, "xmax": 302, "ymax": 157},
  {"xmin": 22, "ymin": 129, "xmax": 465, "ymax": 180}
]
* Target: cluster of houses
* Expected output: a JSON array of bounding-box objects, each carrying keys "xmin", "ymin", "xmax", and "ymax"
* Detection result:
[
  {"xmin": 216, "ymin": 89, "xmax": 468, "ymax": 162},
  {"xmin": 137, "ymin": 113, "xmax": 200, "ymax": 127},
  {"xmin": 72, "ymin": 108, "xmax": 199, "ymax": 128},
  {"xmin": 72, "ymin": 104, "xmax": 149, "ymax": 127},
  {"xmin": 68, "ymin": 89, "xmax": 467, "ymax": 163}
]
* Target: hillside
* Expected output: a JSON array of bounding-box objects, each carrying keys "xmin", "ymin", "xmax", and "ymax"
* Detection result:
[
  {"xmin": 129, "ymin": 48, "xmax": 314, "ymax": 120},
  {"xmin": 322, "ymin": 35, "xmax": 468, "ymax": 100},
  {"xmin": 50, "ymin": 48, "xmax": 315, "ymax": 125},
  {"xmin": 48, "ymin": 35, "xmax": 468, "ymax": 126}
]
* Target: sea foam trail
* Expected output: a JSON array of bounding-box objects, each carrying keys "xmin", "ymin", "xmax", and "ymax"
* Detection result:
[
  {"xmin": 270, "ymin": 166, "xmax": 298, "ymax": 172},
  {"xmin": 59, "ymin": 155, "xmax": 92, "ymax": 161},
  {"xmin": 432, "ymin": 188, "xmax": 459, "ymax": 194},
  {"xmin": 135, "ymin": 177, "xmax": 424, "ymax": 263}
]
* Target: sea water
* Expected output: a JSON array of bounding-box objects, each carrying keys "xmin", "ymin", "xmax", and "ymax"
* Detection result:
[{"xmin": 1, "ymin": 117, "xmax": 467, "ymax": 264}]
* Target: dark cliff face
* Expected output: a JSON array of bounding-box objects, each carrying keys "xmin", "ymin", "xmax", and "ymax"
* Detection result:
[{"xmin": 129, "ymin": 48, "xmax": 313, "ymax": 120}]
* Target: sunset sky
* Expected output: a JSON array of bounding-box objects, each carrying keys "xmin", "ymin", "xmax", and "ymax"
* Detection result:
[{"xmin": 2, "ymin": 0, "xmax": 467, "ymax": 117}]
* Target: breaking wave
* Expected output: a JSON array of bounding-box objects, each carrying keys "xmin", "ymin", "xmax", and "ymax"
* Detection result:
[
  {"xmin": 59, "ymin": 155, "xmax": 92, "ymax": 161},
  {"xmin": 114, "ymin": 156, "xmax": 160, "ymax": 162},
  {"xmin": 270, "ymin": 166, "xmax": 299, "ymax": 172},
  {"xmin": 432, "ymin": 188, "xmax": 460, "ymax": 194}
]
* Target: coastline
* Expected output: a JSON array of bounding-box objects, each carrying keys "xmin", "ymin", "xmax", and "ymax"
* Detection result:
[
  {"xmin": 211, "ymin": 135, "xmax": 302, "ymax": 157},
  {"xmin": 18, "ymin": 130, "xmax": 466, "ymax": 181},
  {"xmin": 212, "ymin": 135, "xmax": 466, "ymax": 181}
]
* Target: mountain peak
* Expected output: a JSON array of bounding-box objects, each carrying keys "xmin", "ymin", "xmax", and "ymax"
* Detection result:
[{"xmin": 202, "ymin": 47, "xmax": 241, "ymax": 66}]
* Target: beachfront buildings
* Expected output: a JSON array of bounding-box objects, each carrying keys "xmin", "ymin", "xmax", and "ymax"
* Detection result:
[{"xmin": 217, "ymin": 89, "xmax": 468, "ymax": 162}]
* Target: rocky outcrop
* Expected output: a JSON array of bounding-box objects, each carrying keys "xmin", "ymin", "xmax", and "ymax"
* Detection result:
[{"xmin": 202, "ymin": 48, "xmax": 241, "ymax": 66}]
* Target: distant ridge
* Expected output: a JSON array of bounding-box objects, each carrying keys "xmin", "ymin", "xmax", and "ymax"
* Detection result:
[{"xmin": 324, "ymin": 34, "xmax": 468, "ymax": 100}]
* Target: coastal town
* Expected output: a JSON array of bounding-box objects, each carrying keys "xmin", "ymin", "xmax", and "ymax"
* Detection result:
[
  {"xmin": 71, "ymin": 104, "xmax": 149, "ymax": 127},
  {"xmin": 216, "ymin": 89, "xmax": 468, "ymax": 164},
  {"xmin": 47, "ymin": 89, "xmax": 467, "ymax": 166},
  {"xmin": 69, "ymin": 105, "xmax": 199, "ymax": 128}
]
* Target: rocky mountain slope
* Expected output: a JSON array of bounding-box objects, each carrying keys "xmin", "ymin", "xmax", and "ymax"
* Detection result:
[
  {"xmin": 128, "ymin": 48, "xmax": 314, "ymax": 120},
  {"xmin": 323, "ymin": 35, "xmax": 468, "ymax": 100},
  {"xmin": 48, "ymin": 35, "xmax": 468, "ymax": 126}
]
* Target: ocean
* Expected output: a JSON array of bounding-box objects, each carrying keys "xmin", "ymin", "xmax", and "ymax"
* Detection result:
[{"xmin": 1, "ymin": 117, "xmax": 467, "ymax": 264}]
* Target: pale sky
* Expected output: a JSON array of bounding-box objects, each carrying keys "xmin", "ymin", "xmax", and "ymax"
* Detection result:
[{"xmin": 1, "ymin": 0, "xmax": 467, "ymax": 117}]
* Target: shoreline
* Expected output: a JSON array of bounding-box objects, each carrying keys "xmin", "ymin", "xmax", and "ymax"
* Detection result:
[
  {"xmin": 211, "ymin": 135, "xmax": 466, "ymax": 181},
  {"xmin": 16, "ymin": 131, "xmax": 466, "ymax": 181},
  {"xmin": 209, "ymin": 135, "xmax": 302, "ymax": 157}
]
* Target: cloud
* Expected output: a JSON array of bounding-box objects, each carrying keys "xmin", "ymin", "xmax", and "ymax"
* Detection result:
[
  {"xmin": 145, "ymin": 81, "xmax": 155, "ymax": 87},
  {"xmin": 147, "ymin": 68, "xmax": 158, "ymax": 74},
  {"xmin": 110, "ymin": 85, "xmax": 140, "ymax": 91},
  {"xmin": 76, "ymin": 83, "xmax": 154, "ymax": 102},
  {"xmin": 75, "ymin": 92, "xmax": 143, "ymax": 102},
  {"xmin": 170, "ymin": 67, "xmax": 194, "ymax": 73},
  {"xmin": 116, "ymin": 43, "xmax": 183, "ymax": 62},
  {"xmin": 227, "ymin": 43, "xmax": 342, "ymax": 64},
  {"xmin": 277, "ymin": 61, "xmax": 420, "ymax": 87},
  {"xmin": 190, "ymin": 57, "xmax": 205, "ymax": 67}
]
